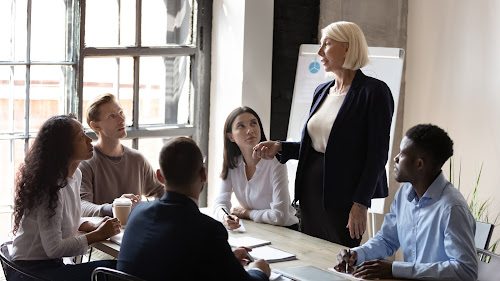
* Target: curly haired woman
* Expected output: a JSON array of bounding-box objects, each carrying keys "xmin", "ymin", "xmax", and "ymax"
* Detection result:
[{"xmin": 10, "ymin": 114, "xmax": 121, "ymax": 281}]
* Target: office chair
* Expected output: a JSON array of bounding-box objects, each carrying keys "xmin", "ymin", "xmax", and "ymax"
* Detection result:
[
  {"xmin": 477, "ymin": 248, "xmax": 500, "ymax": 281},
  {"xmin": 92, "ymin": 267, "xmax": 146, "ymax": 281},
  {"xmin": 1, "ymin": 241, "xmax": 50, "ymax": 281},
  {"xmin": 475, "ymin": 221, "xmax": 495, "ymax": 250}
]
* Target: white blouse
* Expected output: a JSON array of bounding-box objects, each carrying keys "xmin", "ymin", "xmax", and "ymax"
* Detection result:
[
  {"xmin": 214, "ymin": 156, "xmax": 298, "ymax": 227},
  {"xmin": 12, "ymin": 168, "xmax": 88, "ymax": 260},
  {"xmin": 307, "ymin": 90, "xmax": 346, "ymax": 153}
]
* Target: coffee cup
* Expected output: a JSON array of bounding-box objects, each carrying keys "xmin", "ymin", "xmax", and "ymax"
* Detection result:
[{"xmin": 112, "ymin": 198, "xmax": 132, "ymax": 227}]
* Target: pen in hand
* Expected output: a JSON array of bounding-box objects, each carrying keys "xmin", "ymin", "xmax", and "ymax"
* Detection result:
[
  {"xmin": 346, "ymin": 249, "xmax": 351, "ymax": 273},
  {"xmin": 222, "ymin": 208, "xmax": 235, "ymax": 221},
  {"xmin": 246, "ymin": 249, "xmax": 255, "ymax": 264}
]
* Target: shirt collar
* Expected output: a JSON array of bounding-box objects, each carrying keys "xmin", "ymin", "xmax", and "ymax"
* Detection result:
[
  {"xmin": 236, "ymin": 155, "xmax": 245, "ymax": 166},
  {"xmin": 236, "ymin": 155, "xmax": 263, "ymax": 170},
  {"xmin": 406, "ymin": 171, "xmax": 447, "ymax": 203}
]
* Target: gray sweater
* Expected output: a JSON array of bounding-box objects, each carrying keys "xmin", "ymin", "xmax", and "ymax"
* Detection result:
[{"xmin": 79, "ymin": 146, "xmax": 165, "ymax": 217}]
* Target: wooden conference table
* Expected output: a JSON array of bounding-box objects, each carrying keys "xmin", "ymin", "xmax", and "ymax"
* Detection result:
[{"xmin": 89, "ymin": 209, "xmax": 402, "ymax": 281}]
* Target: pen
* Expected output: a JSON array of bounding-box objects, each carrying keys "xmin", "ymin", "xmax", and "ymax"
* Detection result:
[
  {"xmin": 246, "ymin": 250, "xmax": 255, "ymax": 264},
  {"xmin": 221, "ymin": 208, "xmax": 235, "ymax": 221},
  {"xmin": 346, "ymin": 249, "xmax": 351, "ymax": 273}
]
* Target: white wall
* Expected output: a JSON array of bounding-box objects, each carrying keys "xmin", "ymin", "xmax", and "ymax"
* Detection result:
[
  {"xmin": 208, "ymin": 0, "xmax": 274, "ymax": 206},
  {"xmin": 406, "ymin": 0, "xmax": 500, "ymax": 245},
  {"xmin": 208, "ymin": 0, "xmax": 500, "ymax": 248}
]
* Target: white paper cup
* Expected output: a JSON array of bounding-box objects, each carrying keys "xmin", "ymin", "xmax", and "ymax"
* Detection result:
[{"xmin": 112, "ymin": 198, "xmax": 132, "ymax": 227}]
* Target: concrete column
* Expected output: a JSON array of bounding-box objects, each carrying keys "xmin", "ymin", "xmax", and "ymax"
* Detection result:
[{"xmin": 208, "ymin": 0, "xmax": 274, "ymax": 206}]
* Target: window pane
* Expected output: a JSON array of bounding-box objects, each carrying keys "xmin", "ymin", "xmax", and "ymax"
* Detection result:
[
  {"xmin": 0, "ymin": 66, "xmax": 26, "ymax": 133},
  {"xmin": 0, "ymin": 140, "xmax": 14, "ymax": 206},
  {"xmin": 0, "ymin": 139, "xmax": 25, "ymax": 206},
  {"xmin": 139, "ymin": 56, "xmax": 191, "ymax": 126},
  {"xmin": 85, "ymin": 0, "xmax": 136, "ymax": 47},
  {"xmin": 82, "ymin": 57, "xmax": 134, "ymax": 127},
  {"xmin": 0, "ymin": 138, "xmax": 27, "ymax": 242},
  {"xmin": 0, "ymin": 0, "xmax": 28, "ymax": 61},
  {"xmin": 31, "ymin": 0, "xmax": 74, "ymax": 61},
  {"xmin": 89, "ymin": 139, "xmax": 133, "ymax": 151},
  {"xmin": 0, "ymin": 211, "xmax": 13, "ymax": 243},
  {"xmin": 142, "ymin": 0, "xmax": 194, "ymax": 46},
  {"xmin": 138, "ymin": 138, "xmax": 172, "ymax": 171},
  {"xmin": 121, "ymin": 139, "xmax": 134, "ymax": 149},
  {"xmin": 29, "ymin": 66, "xmax": 71, "ymax": 131}
]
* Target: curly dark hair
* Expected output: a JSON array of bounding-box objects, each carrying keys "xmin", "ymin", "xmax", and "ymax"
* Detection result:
[
  {"xmin": 405, "ymin": 124, "xmax": 454, "ymax": 169},
  {"xmin": 220, "ymin": 106, "xmax": 267, "ymax": 180},
  {"xmin": 13, "ymin": 114, "xmax": 78, "ymax": 234}
]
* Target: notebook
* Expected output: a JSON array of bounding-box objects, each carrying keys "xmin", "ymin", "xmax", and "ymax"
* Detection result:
[
  {"xmin": 327, "ymin": 268, "xmax": 364, "ymax": 281},
  {"xmin": 274, "ymin": 266, "xmax": 350, "ymax": 281},
  {"xmin": 110, "ymin": 231, "xmax": 124, "ymax": 245},
  {"xmin": 247, "ymin": 246, "xmax": 296, "ymax": 263},
  {"xmin": 228, "ymin": 236, "xmax": 271, "ymax": 248}
]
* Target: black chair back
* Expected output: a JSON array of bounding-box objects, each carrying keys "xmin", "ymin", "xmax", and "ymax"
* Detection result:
[
  {"xmin": 475, "ymin": 221, "xmax": 495, "ymax": 250},
  {"xmin": 0, "ymin": 241, "xmax": 50, "ymax": 281},
  {"xmin": 477, "ymin": 248, "xmax": 500, "ymax": 281},
  {"xmin": 92, "ymin": 267, "xmax": 146, "ymax": 281}
]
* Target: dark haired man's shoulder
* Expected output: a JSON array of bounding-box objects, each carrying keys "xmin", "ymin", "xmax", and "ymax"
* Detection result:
[{"xmin": 440, "ymin": 182, "xmax": 470, "ymax": 209}]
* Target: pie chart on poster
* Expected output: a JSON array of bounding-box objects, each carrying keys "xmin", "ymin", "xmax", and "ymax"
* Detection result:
[{"xmin": 309, "ymin": 61, "xmax": 320, "ymax": 74}]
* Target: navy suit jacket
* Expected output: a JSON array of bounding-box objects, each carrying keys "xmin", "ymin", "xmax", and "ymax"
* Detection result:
[
  {"xmin": 117, "ymin": 191, "xmax": 268, "ymax": 281},
  {"xmin": 280, "ymin": 70, "xmax": 394, "ymax": 209}
]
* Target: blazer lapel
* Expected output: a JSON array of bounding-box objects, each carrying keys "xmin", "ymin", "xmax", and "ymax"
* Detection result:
[
  {"xmin": 327, "ymin": 70, "xmax": 365, "ymax": 146},
  {"xmin": 309, "ymin": 80, "xmax": 334, "ymax": 118}
]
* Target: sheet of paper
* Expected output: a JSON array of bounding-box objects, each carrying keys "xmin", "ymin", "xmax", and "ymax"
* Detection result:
[
  {"xmin": 229, "ymin": 219, "xmax": 246, "ymax": 232},
  {"xmin": 248, "ymin": 246, "xmax": 296, "ymax": 263},
  {"xmin": 327, "ymin": 268, "xmax": 365, "ymax": 280},
  {"xmin": 275, "ymin": 266, "xmax": 349, "ymax": 281},
  {"xmin": 270, "ymin": 271, "xmax": 292, "ymax": 281},
  {"xmin": 228, "ymin": 236, "xmax": 271, "ymax": 248},
  {"xmin": 110, "ymin": 231, "xmax": 124, "ymax": 245}
]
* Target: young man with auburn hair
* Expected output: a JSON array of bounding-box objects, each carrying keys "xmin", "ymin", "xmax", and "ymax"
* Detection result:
[
  {"xmin": 117, "ymin": 137, "xmax": 271, "ymax": 281},
  {"xmin": 79, "ymin": 93, "xmax": 164, "ymax": 217},
  {"xmin": 335, "ymin": 124, "xmax": 478, "ymax": 281}
]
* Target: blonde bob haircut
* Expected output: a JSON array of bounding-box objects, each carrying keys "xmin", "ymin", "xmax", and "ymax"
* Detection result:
[{"xmin": 321, "ymin": 21, "xmax": 370, "ymax": 70}]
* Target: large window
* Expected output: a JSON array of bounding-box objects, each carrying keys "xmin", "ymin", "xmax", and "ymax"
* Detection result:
[{"xmin": 0, "ymin": 0, "xmax": 211, "ymax": 243}]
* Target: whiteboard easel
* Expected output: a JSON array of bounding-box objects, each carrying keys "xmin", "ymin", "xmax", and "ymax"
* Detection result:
[{"xmin": 286, "ymin": 45, "xmax": 405, "ymax": 233}]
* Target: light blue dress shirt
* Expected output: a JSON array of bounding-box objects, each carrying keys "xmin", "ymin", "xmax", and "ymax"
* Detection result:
[{"xmin": 353, "ymin": 172, "xmax": 478, "ymax": 281}]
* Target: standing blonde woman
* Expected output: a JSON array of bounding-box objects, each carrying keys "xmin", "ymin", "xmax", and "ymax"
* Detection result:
[{"xmin": 253, "ymin": 21, "xmax": 394, "ymax": 247}]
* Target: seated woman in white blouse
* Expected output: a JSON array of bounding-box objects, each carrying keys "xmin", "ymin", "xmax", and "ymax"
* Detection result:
[
  {"xmin": 10, "ymin": 115, "xmax": 121, "ymax": 281},
  {"xmin": 213, "ymin": 107, "xmax": 299, "ymax": 230}
]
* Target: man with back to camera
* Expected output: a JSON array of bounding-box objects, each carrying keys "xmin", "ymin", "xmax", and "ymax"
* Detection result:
[
  {"xmin": 117, "ymin": 137, "xmax": 271, "ymax": 281},
  {"xmin": 335, "ymin": 124, "xmax": 478, "ymax": 281},
  {"xmin": 79, "ymin": 93, "xmax": 164, "ymax": 217}
]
